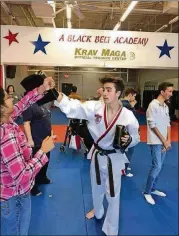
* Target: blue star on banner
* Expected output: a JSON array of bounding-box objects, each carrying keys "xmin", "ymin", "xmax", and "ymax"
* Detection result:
[
  {"xmin": 31, "ymin": 34, "xmax": 50, "ymax": 54},
  {"xmin": 156, "ymin": 40, "xmax": 174, "ymax": 58}
]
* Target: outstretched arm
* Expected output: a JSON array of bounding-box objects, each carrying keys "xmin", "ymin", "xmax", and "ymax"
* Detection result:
[
  {"xmin": 55, "ymin": 93, "xmax": 98, "ymax": 121},
  {"xmin": 11, "ymin": 77, "xmax": 55, "ymax": 120}
]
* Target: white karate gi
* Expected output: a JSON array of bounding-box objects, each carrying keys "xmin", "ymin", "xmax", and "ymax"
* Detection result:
[{"xmin": 55, "ymin": 95, "xmax": 140, "ymax": 236}]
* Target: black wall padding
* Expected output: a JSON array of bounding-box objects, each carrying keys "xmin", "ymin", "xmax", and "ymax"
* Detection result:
[
  {"xmin": 135, "ymin": 93, "xmax": 141, "ymax": 109},
  {"xmin": 143, "ymin": 90, "xmax": 158, "ymax": 110},
  {"xmin": 6, "ymin": 65, "xmax": 16, "ymax": 79}
]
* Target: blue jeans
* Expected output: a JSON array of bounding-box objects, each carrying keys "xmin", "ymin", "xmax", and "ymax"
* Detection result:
[
  {"xmin": 0, "ymin": 193, "xmax": 31, "ymax": 236},
  {"xmin": 125, "ymin": 146, "xmax": 135, "ymax": 171},
  {"xmin": 145, "ymin": 145, "xmax": 166, "ymax": 194}
]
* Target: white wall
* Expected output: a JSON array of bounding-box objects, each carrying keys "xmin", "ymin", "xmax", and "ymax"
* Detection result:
[
  {"xmin": 138, "ymin": 69, "xmax": 178, "ymax": 90},
  {"xmin": 138, "ymin": 69, "xmax": 178, "ymax": 118},
  {"xmin": 58, "ymin": 70, "xmax": 138, "ymax": 99}
]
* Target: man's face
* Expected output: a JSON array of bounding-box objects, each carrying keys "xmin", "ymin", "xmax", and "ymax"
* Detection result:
[
  {"xmin": 128, "ymin": 93, "xmax": 136, "ymax": 103},
  {"xmin": 161, "ymin": 86, "xmax": 173, "ymax": 101},
  {"xmin": 97, "ymin": 88, "xmax": 103, "ymax": 97},
  {"xmin": 102, "ymin": 83, "xmax": 120, "ymax": 105}
]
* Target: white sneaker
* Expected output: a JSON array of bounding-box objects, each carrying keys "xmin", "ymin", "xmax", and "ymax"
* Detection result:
[
  {"xmin": 144, "ymin": 194, "xmax": 155, "ymax": 205},
  {"xmin": 151, "ymin": 190, "xmax": 166, "ymax": 197},
  {"xmin": 126, "ymin": 173, "xmax": 133, "ymax": 177},
  {"xmin": 127, "ymin": 167, "xmax": 131, "ymax": 170}
]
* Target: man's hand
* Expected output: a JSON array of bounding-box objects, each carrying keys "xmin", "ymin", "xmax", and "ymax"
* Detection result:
[
  {"xmin": 41, "ymin": 136, "xmax": 55, "ymax": 153},
  {"xmin": 43, "ymin": 77, "xmax": 55, "ymax": 91},
  {"xmin": 162, "ymin": 139, "xmax": 171, "ymax": 151},
  {"xmin": 38, "ymin": 77, "xmax": 55, "ymax": 94},
  {"xmin": 121, "ymin": 135, "xmax": 131, "ymax": 146},
  {"xmin": 130, "ymin": 100, "xmax": 137, "ymax": 108},
  {"xmin": 28, "ymin": 139, "xmax": 34, "ymax": 147}
]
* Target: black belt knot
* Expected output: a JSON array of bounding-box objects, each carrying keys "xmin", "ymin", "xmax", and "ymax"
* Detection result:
[{"xmin": 93, "ymin": 143, "xmax": 116, "ymax": 197}]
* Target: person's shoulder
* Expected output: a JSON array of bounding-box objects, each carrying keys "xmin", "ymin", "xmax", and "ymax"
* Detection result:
[
  {"xmin": 149, "ymin": 99, "xmax": 159, "ymax": 109},
  {"xmin": 0, "ymin": 123, "xmax": 14, "ymax": 140},
  {"xmin": 77, "ymin": 94, "xmax": 82, "ymax": 99},
  {"xmin": 122, "ymin": 100, "xmax": 132, "ymax": 108},
  {"xmin": 122, "ymin": 106, "xmax": 133, "ymax": 115},
  {"xmin": 84, "ymin": 99, "xmax": 103, "ymax": 109},
  {"xmin": 121, "ymin": 99, "xmax": 129, "ymax": 105}
]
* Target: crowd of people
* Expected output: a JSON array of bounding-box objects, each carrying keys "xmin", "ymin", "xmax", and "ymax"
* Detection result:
[{"xmin": 0, "ymin": 74, "xmax": 174, "ymax": 236}]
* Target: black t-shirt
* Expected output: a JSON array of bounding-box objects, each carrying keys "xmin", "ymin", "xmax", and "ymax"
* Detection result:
[
  {"xmin": 122, "ymin": 100, "xmax": 134, "ymax": 112},
  {"xmin": 22, "ymin": 103, "xmax": 51, "ymax": 147}
]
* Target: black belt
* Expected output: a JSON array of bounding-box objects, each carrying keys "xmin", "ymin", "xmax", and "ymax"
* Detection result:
[{"xmin": 93, "ymin": 143, "xmax": 116, "ymax": 197}]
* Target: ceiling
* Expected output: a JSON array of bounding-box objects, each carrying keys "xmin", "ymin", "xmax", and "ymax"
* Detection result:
[{"xmin": 1, "ymin": 1, "xmax": 178, "ymax": 33}]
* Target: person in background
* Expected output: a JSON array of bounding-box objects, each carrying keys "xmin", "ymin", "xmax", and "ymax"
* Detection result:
[
  {"xmin": 96, "ymin": 87, "xmax": 104, "ymax": 101},
  {"xmin": 121, "ymin": 88, "xmax": 138, "ymax": 177},
  {"xmin": 68, "ymin": 85, "xmax": 82, "ymax": 100},
  {"xmin": 0, "ymin": 77, "xmax": 55, "ymax": 236},
  {"xmin": 22, "ymin": 99, "xmax": 53, "ymax": 196},
  {"xmin": 88, "ymin": 87, "xmax": 104, "ymax": 101},
  {"xmin": 122, "ymin": 88, "xmax": 137, "ymax": 113},
  {"xmin": 144, "ymin": 82, "xmax": 173, "ymax": 205},
  {"xmin": 6, "ymin": 85, "xmax": 21, "ymax": 104}
]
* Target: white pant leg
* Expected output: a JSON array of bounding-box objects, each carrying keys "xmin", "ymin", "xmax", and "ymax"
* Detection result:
[
  {"xmin": 102, "ymin": 154, "xmax": 123, "ymax": 236},
  {"xmin": 90, "ymin": 153, "xmax": 106, "ymax": 219}
]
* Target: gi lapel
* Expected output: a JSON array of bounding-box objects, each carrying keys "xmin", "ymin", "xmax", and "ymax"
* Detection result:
[{"xmin": 98, "ymin": 106, "xmax": 123, "ymax": 144}]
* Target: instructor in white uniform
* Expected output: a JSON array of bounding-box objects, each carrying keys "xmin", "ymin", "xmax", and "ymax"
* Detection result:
[{"xmin": 55, "ymin": 76, "xmax": 140, "ymax": 236}]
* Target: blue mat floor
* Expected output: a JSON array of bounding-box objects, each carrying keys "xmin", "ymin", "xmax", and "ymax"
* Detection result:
[{"xmin": 29, "ymin": 142, "xmax": 178, "ymax": 235}]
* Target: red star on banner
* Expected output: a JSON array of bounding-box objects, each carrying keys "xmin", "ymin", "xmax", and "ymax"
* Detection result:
[{"xmin": 3, "ymin": 30, "xmax": 19, "ymax": 45}]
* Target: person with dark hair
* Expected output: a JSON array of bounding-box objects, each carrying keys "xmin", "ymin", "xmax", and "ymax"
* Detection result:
[
  {"xmin": 144, "ymin": 82, "xmax": 173, "ymax": 205},
  {"xmin": 22, "ymin": 101, "xmax": 53, "ymax": 196},
  {"xmin": 6, "ymin": 84, "xmax": 21, "ymax": 104},
  {"xmin": 122, "ymin": 88, "xmax": 138, "ymax": 112},
  {"xmin": 54, "ymin": 76, "xmax": 140, "ymax": 236},
  {"xmin": 121, "ymin": 88, "xmax": 138, "ymax": 177},
  {"xmin": 68, "ymin": 85, "xmax": 82, "ymax": 100},
  {"xmin": 0, "ymin": 77, "xmax": 55, "ymax": 236}
]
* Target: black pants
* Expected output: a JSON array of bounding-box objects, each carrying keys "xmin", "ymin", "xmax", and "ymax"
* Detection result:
[
  {"xmin": 32, "ymin": 147, "xmax": 50, "ymax": 184},
  {"xmin": 77, "ymin": 123, "xmax": 94, "ymax": 151}
]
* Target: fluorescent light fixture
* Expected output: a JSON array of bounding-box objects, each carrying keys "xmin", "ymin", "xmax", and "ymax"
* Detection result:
[
  {"xmin": 47, "ymin": 1, "xmax": 55, "ymax": 11},
  {"xmin": 47, "ymin": 1, "xmax": 54, "ymax": 4},
  {"xmin": 113, "ymin": 22, "xmax": 121, "ymax": 31},
  {"xmin": 169, "ymin": 16, "xmax": 178, "ymax": 25},
  {"xmin": 66, "ymin": 4, "xmax": 71, "ymax": 19},
  {"xmin": 120, "ymin": 1, "xmax": 138, "ymax": 22},
  {"xmin": 155, "ymin": 24, "xmax": 168, "ymax": 32}
]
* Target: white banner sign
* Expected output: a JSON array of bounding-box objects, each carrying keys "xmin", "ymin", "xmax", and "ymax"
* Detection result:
[{"xmin": 1, "ymin": 25, "xmax": 178, "ymax": 69}]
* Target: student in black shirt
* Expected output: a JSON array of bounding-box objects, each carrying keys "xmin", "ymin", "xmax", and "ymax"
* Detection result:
[
  {"xmin": 121, "ymin": 88, "xmax": 138, "ymax": 177},
  {"xmin": 22, "ymin": 102, "xmax": 52, "ymax": 196}
]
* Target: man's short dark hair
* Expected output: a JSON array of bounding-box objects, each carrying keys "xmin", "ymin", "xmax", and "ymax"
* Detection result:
[
  {"xmin": 71, "ymin": 86, "xmax": 77, "ymax": 93},
  {"xmin": 99, "ymin": 76, "xmax": 125, "ymax": 97},
  {"xmin": 158, "ymin": 82, "xmax": 173, "ymax": 94},
  {"xmin": 125, "ymin": 88, "xmax": 137, "ymax": 97}
]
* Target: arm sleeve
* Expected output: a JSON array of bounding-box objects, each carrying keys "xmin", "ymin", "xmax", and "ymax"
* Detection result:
[
  {"xmin": 22, "ymin": 106, "xmax": 33, "ymax": 122},
  {"xmin": 11, "ymin": 88, "xmax": 43, "ymax": 121},
  {"xmin": 1, "ymin": 132, "xmax": 48, "ymax": 187},
  {"xmin": 146, "ymin": 104, "xmax": 157, "ymax": 129},
  {"xmin": 127, "ymin": 112, "xmax": 140, "ymax": 148},
  {"xmin": 54, "ymin": 94, "xmax": 97, "ymax": 120}
]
